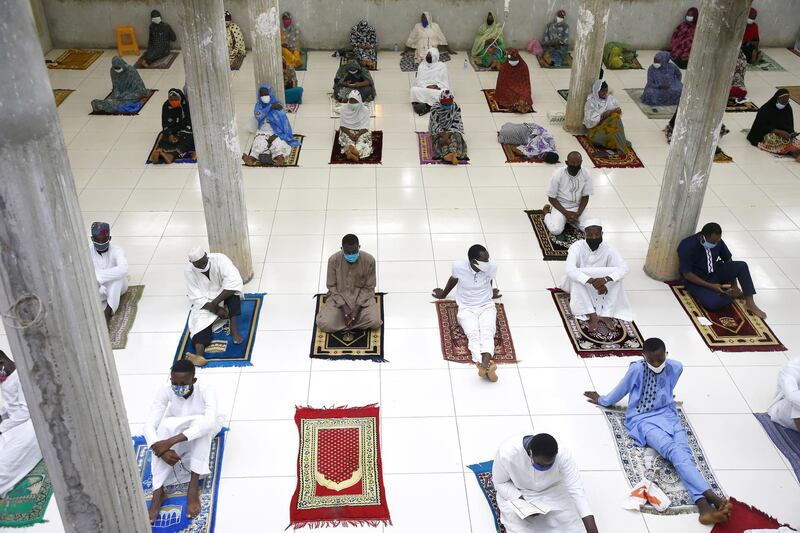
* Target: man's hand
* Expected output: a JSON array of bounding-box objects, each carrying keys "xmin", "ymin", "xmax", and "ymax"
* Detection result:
[
  {"xmin": 216, "ymin": 307, "xmax": 230, "ymax": 319},
  {"xmin": 168, "ymin": 134, "xmax": 178, "ymax": 143},
  {"xmin": 161, "ymin": 449, "xmax": 180, "ymax": 466},
  {"xmin": 583, "ymin": 391, "xmax": 601, "ymax": 404},
  {"xmin": 709, "ymin": 283, "xmax": 729, "ymax": 295},
  {"xmin": 432, "ymin": 288, "xmax": 446, "ymax": 299},
  {"xmin": 151, "ymin": 439, "xmax": 173, "ymax": 457},
  {"xmin": 565, "ymin": 210, "xmax": 579, "ymax": 224}
]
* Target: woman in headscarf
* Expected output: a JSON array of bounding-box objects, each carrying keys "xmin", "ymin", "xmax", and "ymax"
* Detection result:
[
  {"xmin": 471, "ymin": 11, "xmax": 506, "ymax": 69},
  {"xmin": 583, "ymin": 80, "xmax": 631, "ymax": 154},
  {"xmin": 281, "ymin": 11, "xmax": 303, "ymax": 69},
  {"xmin": 741, "ymin": 8, "xmax": 761, "ymax": 64},
  {"xmin": 142, "ymin": 9, "xmax": 176, "ymax": 67},
  {"xmin": 493, "ymin": 48, "xmax": 532, "ymax": 113},
  {"xmin": 603, "ymin": 41, "xmax": 639, "ymax": 69},
  {"xmin": 540, "ymin": 10, "xmax": 569, "ymax": 68},
  {"xmin": 641, "ymin": 51, "xmax": 683, "ymax": 106},
  {"xmin": 283, "ymin": 61, "xmax": 304, "ymax": 105},
  {"xmin": 498, "ymin": 122, "xmax": 559, "ymax": 163},
  {"xmin": 338, "ymin": 90, "xmax": 373, "ymax": 161},
  {"xmin": 225, "ymin": 10, "xmax": 246, "ymax": 65},
  {"xmin": 349, "ymin": 20, "xmax": 378, "ymax": 70},
  {"xmin": 333, "ymin": 58, "xmax": 375, "ymax": 103},
  {"xmin": 670, "ymin": 7, "xmax": 699, "ymax": 69},
  {"xmin": 410, "ymin": 47, "xmax": 451, "ymax": 115},
  {"xmin": 151, "ymin": 89, "xmax": 194, "ymax": 164},
  {"xmin": 429, "ymin": 90, "xmax": 467, "ymax": 165},
  {"xmin": 91, "ymin": 56, "xmax": 149, "ymax": 114},
  {"xmin": 729, "ymin": 49, "xmax": 748, "ymax": 103},
  {"xmin": 253, "ymin": 82, "xmax": 300, "ymax": 146},
  {"xmin": 406, "ymin": 12, "xmax": 452, "ymax": 63},
  {"xmin": 747, "ymin": 89, "xmax": 800, "ymax": 159}
]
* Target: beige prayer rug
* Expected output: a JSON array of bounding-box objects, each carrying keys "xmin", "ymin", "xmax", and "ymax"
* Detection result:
[
  {"xmin": 52, "ymin": 89, "xmax": 74, "ymax": 107},
  {"xmin": 328, "ymin": 93, "xmax": 376, "ymax": 119},
  {"xmin": 310, "ymin": 294, "xmax": 385, "ymax": 362},
  {"xmin": 624, "ymin": 88, "xmax": 677, "ymax": 120},
  {"xmin": 726, "ymin": 100, "xmax": 759, "ymax": 113},
  {"xmin": 434, "ymin": 300, "xmax": 517, "ymax": 364},
  {"xmin": 109, "ymin": 285, "xmax": 144, "ymax": 350},
  {"xmin": 47, "ymin": 49, "xmax": 103, "ymax": 70},
  {"xmin": 524, "ymin": 210, "xmax": 583, "ymax": 260},
  {"xmin": 134, "ymin": 51, "xmax": 179, "ymax": 69}
]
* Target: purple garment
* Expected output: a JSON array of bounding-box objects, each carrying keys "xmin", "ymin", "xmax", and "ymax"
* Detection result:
[{"xmin": 641, "ymin": 51, "xmax": 683, "ymax": 106}]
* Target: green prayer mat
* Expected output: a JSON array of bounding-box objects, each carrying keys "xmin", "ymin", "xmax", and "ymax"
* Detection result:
[
  {"xmin": 746, "ymin": 52, "xmax": 785, "ymax": 72},
  {"xmin": 0, "ymin": 460, "xmax": 54, "ymax": 527}
]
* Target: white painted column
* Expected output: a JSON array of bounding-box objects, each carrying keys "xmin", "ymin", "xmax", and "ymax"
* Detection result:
[{"xmin": 248, "ymin": 0, "xmax": 286, "ymax": 102}]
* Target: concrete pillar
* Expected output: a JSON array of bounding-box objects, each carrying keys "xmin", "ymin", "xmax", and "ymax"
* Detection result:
[
  {"xmin": 644, "ymin": 0, "xmax": 752, "ymax": 280},
  {"xmin": 563, "ymin": 0, "xmax": 611, "ymax": 133},
  {"xmin": 0, "ymin": 3, "xmax": 149, "ymax": 532},
  {"xmin": 177, "ymin": 0, "xmax": 254, "ymax": 282},
  {"xmin": 248, "ymin": 0, "xmax": 286, "ymax": 103}
]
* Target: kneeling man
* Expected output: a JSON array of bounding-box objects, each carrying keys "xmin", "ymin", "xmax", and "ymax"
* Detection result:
[{"xmin": 90, "ymin": 222, "xmax": 129, "ymax": 325}]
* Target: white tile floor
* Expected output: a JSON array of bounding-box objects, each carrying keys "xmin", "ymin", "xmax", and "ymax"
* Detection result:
[{"xmin": 4, "ymin": 47, "xmax": 800, "ymax": 532}]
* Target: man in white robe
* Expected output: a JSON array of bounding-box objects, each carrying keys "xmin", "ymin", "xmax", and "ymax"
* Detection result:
[
  {"xmin": 184, "ymin": 246, "xmax": 244, "ymax": 367},
  {"xmin": 493, "ymin": 433, "xmax": 600, "ymax": 533},
  {"xmin": 543, "ymin": 152, "xmax": 593, "ymax": 236},
  {"xmin": 410, "ymin": 47, "xmax": 451, "ymax": 115},
  {"xmin": 561, "ymin": 220, "xmax": 633, "ymax": 332},
  {"xmin": 0, "ymin": 351, "xmax": 43, "ymax": 499},
  {"xmin": 405, "ymin": 12, "xmax": 451, "ymax": 62},
  {"xmin": 767, "ymin": 357, "xmax": 800, "ymax": 431},
  {"xmin": 89, "ymin": 222, "xmax": 129, "ymax": 325},
  {"xmin": 144, "ymin": 359, "xmax": 223, "ymax": 524}
]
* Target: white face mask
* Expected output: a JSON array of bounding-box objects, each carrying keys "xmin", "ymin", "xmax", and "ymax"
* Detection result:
[
  {"xmin": 260, "ymin": 95, "xmax": 271, "ymax": 104},
  {"xmin": 152, "ymin": 17, "xmax": 162, "ymax": 24},
  {"xmin": 646, "ymin": 360, "xmax": 666, "ymax": 374},
  {"xmin": 685, "ymin": 15, "xmax": 694, "ymax": 22},
  {"xmin": 556, "ymin": 17, "xmax": 564, "ymax": 23},
  {"xmin": 747, "ymin": 18, "xmax": 755, "ymax": 24},
  {"xmin": 653, "ymin": 63, "xmax": 661, "ymax": 69},
  {"xmin": 508, "ymin": 59, "xmax": 520, "ymax": 66},
  {"xmin": 113, "ymin": 67, "xmax": 124, "ymax": 73},
  {"xmin": 474, "ymin": 260, "xmax": 491, "ymax": 272},
  {"xmin": 776, "ymin": 102, "xmax": 787, "ymax": 110}
]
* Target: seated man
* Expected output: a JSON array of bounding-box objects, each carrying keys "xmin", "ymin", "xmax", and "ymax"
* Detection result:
[
  {"xmin": 0, "ymin": 350, "xmax": 43, "ymax": 501},
  {"xmin": 677, "ymin": 222, "xmax": 766, "ymax": 318},
  {"xmin": 184, "ymin": 246, "xmax": 244, "ymax": 367},
  {"xmin": 410, "ymin": 48, "xmax": 450, "ymax": 116},
  {"xmin": 493, "ymin": 433, "xmax": 599, "ymax": 533},
  {"xmin": 225, "ymin": 10, "xmax": 246, "ymax": 66},
  {"xmin": 498, "ymin": 122, "xmax": 559, "ymax": 163},
  {"xmin": 562, "ymin": 220, "xmax": 632, "ymax": 332},
  {"xmin": 243, "ymin": 82, "xmax": 300, "ymax": 166},
  {"xmin": 542, "ymin": 151, "xmax": 593, "ymax": 236},
  {"xmin": 141, "ymin": 9, "xmax": 176, "ymax": 67},
  {"xmin": 405, "ymin": 11, "xmax": 453, "ymax": 63},
  {"xmin": 144, "ymin": 360, "xmax": 223, "ymax": 524},
  {"xmin": 89, "ymin": 222, "xmax": 129, "ymax": 325},
  {"xmin": 767, "ymin": 357, "xmax": 800, "ymax": 431},
  {"xmin": 538, "ymin": 10, "xmax": 569, "ymax": 68},
  {"xmin": 333, "ymin": 59, "xmax": 376, "ymax": 103},
  {"xmin": 432, "ymin": 244, "xmax": 500, "ymax": 382},
  {"xmin": 584, "ymin": 338, "xmax": 732, "ymax": 525},
  {"xmin": 91, "ymin": 56, "xmax": 149, "ymax": 114},
  {"xmin": 429, "ymin": 90, "xmax": 468, "ymax": 165},
  {"xmin": 316, "ymin": 234, "xmax": 382, "ymax": 333},
  {"xmin": 493, "ymin": 48, "xmax": 533, "ymax": 113}
]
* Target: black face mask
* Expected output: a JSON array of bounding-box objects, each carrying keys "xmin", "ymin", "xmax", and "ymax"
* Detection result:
[
  {"xmin": 487, "ymin": 15, "xmax": 494, "ymax": 25},
  {"xmin": 567, "ymin": 164, "xmax": 581, "ymax": 176},
  {"xmin": 586, "ymin": 238, "xmax": 602, "ymax": 251},
  {"xmin": 426, "ymin": 54, "xmax": 432, "ymax": 64}
]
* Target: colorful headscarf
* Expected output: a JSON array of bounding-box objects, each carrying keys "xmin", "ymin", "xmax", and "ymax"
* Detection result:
[
  {"xmin": 91, "ymin": 222, "xmax": 110, "ymax": 240},
  {"xmin": 253, "ymin": 82, "xmax": 300, "ymax": 146}
]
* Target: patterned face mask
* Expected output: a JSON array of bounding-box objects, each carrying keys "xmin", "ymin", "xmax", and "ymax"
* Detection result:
[{"xmin": 171, "ymin": 384, "xmax": 191, "ymax": 397}]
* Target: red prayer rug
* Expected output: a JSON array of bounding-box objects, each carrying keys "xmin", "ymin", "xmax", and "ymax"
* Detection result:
[
  {"xmin": 668, "ymin": 282, "xmax": 786, "ymax": 352},
  {"xmin": 711, "ymin": 497, "xmax": 795, "ymax": 533},
  {"xmin": 290, "ymin": 405, "xmax": 391, "ymax": 529},
  {"xmin": 481, "ymin": 89, "xmax": 535, "ymax": 114},
  {"xmin": 575, "ymin": 135, "xmax": 645, "ymax": 169},
  {"xmin": 435, "ymin": 301, "xmax": 517, "ymax": 364}
]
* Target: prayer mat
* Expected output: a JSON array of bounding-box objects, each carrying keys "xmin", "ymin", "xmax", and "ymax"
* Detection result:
[
  {"xmin": 536, "ymin": 52, "xmax": 573, "ymax": 69},
  {"xmin": 132, "ymin": 429, "xmax": 227, "ymax": 533},
  {"xmin": 416, "ymin": 132, "xmax": 470, "ymax": 165},
  {"xmin": 482, "ymin": 89, "xmax": 535, "ymax": 114},
  {"xmin": 434, "ymin": 300, "xmax": 517, "ymax": 364},
  {"xmin": 746, "ymin": 52, "xmax": 785, "ymax": 72},
  {"xmin": 295, "ymin": 50, "xmax": 309, "ymax": 71},
  {"xmin": 602, "ymin": 405, "xmax": 725, "ymax": 515},
  {"xmin": 109, "ymin": 285, "xmax": 144, "ymax": 350},
  {"xmin": 550, "ymin": 288, "xmax": 644, "ymax": 357},
  {"xmin": 53, "ymin": 89, "xmax": 74, "ymax": 107},
  {"xmin": 557, "ymin": 88, "xmax": 569, "ymax": 101},
  {"xmin": 603, "ymin": 57, "xmax": 643, "ymax": 70},
  {"xmin": 778, "ymin": 86, "xmax": 800, "ymax": 106},
  {"xmin": 310, "ymin": 294, "xmax": 386, "ymax": 362},
  {"xmin": 230, "ymin": 53, "xmax": 245, "ymax": 71},
  {"xmin": 329, "ymin": 131, "xmax": 383, "ymax": 164},
  {"xmin": 467, "ymin": 461, "xmax": 507, "ymax": 533},
  {"xmin": 575, "ymin": 135, "xmax": 645, "ymax": 169},
  {"xmin": 242, "ymin": 134, "xmax": 304, "ymax": 167},
  {"xmin": 469, "ymin": 54, "xmax": 498, "ymax": 72},
  {"xmin": 525, "ymin": 209, "xmax": 583, "ymax": 260},
  {"xmin": 0, "ymin": 460, "xmax": 54, "ymax": 528},
  {"xmin": 328, "ymin": 93, "xmax": 376, "ymax": 118},
  {"xmin": 174, "ymin": 293, "xmax": 264, "ymax": 368},
  {"xmin": 399, "ymin": 50, "xmax": 451, "ymax": 72},
  {"xmin": 624, "ymin": 88, "xmax": 677, "ymax": 120},
  {"xmin": 667, "ymin": 282, "xmax": 786, "ymax": 352},
  {"xmin": 711, "ymin": 497, "xmax": 794, "ymax": 533},
  {"xmin": 89, "ymin": 89, "xmax": 158, "ymax": 116},
  {"xmin": 135, "ymin": 51, "xmax": 179, "ymax": 69},
  {"xmin": 146, "ymin": 133, "xmax": 197, "ymax": 165},
  {"xmin": 714, "ymin": 148, "xmax": 734, "ymax": 163},
  {"xmin": 285, "ymin": 103, "xmax": 300, "ymax": 113},
  {"xmin": 726, "ymin": 100, "xmax": 760, "ymax": 113},
  {"xmin": 47, "ymin": 48, "xmax": 102, "ymax": 70},
  {"xmin": 339, "ymin": 55, "xmax": 378, "ymax": 71},
  {"xmin": 790, "ymin": 48, "xmax": 800, "ymax": 60},
  {"xmin": 754, "ymin": 413, "xmax": 800, "ymax": 481},
  {"xmin": 290, "ymin": 405, "xmax": 391, "ymax": 529},
  {"xmin": 502, "ymin": 143, "xmax": 548, "ymax": 164}
]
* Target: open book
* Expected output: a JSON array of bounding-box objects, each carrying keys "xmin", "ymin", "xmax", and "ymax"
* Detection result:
[{"xmin": 509, "ymin": 497, "xmax": 552, "ymax": 520}]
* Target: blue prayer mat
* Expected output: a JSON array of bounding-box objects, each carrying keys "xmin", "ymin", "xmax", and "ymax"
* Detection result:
[
  {"xmin": 755, "ymin": 413, "xmax": 800, "ymax": 481},
  {"xmin": 467, "ymin": 461, "xmax": 506, "ymax": 533}
]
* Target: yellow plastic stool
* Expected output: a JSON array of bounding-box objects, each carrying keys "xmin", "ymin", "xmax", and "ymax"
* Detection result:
[{"xmin": 115, "ymin": 26, "xmax": 139, "ymax": 56}]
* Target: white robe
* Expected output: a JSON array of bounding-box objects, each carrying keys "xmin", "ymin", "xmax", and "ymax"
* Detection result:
[
  {"xmin": 252, "ymin": 123, "xmax": 292, "ymax": 160},
  {"xmin": 561, "ymin": 239, "xmax": 633, "ymax": 322},
  {"xmin": 767, "ymin": 357, "xmax": 800, "ymax": 431},
  {"xmin": 493, "ymin": 435, "xmax": 592, "ymax": 533},
  {"xmin": 143, "ymin": 383, "xmax": 224, "ymax": 490},
  {"xmin": 410, "ymin": 48, "xmax": 451, "ymax": 106},
  {"xmin": 91, "ymin": 243, "xmax": 129, "ymax": 313},
  {"xmin": 184, "ymin": 253, "xmax": 244, "ymax": 337},
  {"xmin": 0, "ymin": 372, "xmax": 43, "ymax": 498},
  {"xmin": 406, "ymin": 12, "xmax": 448, "ymax": 62}
]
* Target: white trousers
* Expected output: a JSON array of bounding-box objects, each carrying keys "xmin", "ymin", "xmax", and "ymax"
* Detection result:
[
  {"xmin": 457, "ymin": 303, "xmax": 497, "ymax": 362},
  {"xmin": 561, "ymin": 268, "xmax": 633, "ymax": 322},
  {"xmin": 768, "ymin": 398, "xmax": 800, "ymax": 431},
  {"xmin": 410, "ymin": 86, "xmax": 443, "ymax": 106},
  {"xmin": 150, "ymin": 415, "xmax": 218, "ymax": 490},
  {"xmin": 544, "ymin": 209, "xmax": 592, "ymax": 235},
  {"xmin": 99, "ymin": 277, "xmax": 128, "ymax": 313},
  {"xmin": 0, "ymin": 419, "xmax": 43, "ymax": 498}
]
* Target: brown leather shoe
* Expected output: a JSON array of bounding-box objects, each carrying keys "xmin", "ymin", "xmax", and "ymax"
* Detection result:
[{"xmin": 486, "ymin": 361, "xmax": 498, "ymax": 383}]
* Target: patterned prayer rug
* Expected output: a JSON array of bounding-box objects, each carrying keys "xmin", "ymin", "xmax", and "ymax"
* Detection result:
[
  {"xmin": 602, "ymin": 405, "xmax": 725, "ymax": 515},
  {"xmin": 778, "ymin": 86, "xmax": 800, "ymax": 106},
  {"xmin": 290, "ymin": 405, "xmax": 391, "ymax": 529},
  {"xmin": 47, "ymin": 49, "xmax": 103, "ymax": 70},
  {"xmin": 668, "ymin": 283, "xmax": 786, "ymax": 352},
  {"xmin": 416, "ymin": 132, "xmax": 470, "ymax": 165},
  {"xmin": 89, "ymin": 89, "xmax": 158, "ymax": 116},
  {"xmin": 501, "ymin": 143, "xmax": 547, "ymax": 163},
  {"xmin": 575, "ymin": 135, "xmax": 645, "ymax": 169},
  {"xmin": 328, "ymin": 94, "xmax": 376, "ymax": 118},
  {"xmin": 146, "ymin": 133, "xmax": 197, "ymax": 165},
  {"xmin": 230, "ymin": 53, "xmax": 245, "ymax": 71},
  {"xmin": 624, "ymin": 88, "xmax": 677, "ymax": 120},
  {"xmin": 524, "ymin": 209, "xmax": 583, "ymax": 260},
  {"xmin": 754, "ymin": 413, "xmax": 800, "ymax": 481},
  {"xmin": 173, "ymin": 293, "xmax": 264, "ymax": 368},
  {"xmin": 329, "ymin": 131, "xmax": 383, "ymax": 164},
  {"xmin": 726, "ymin": 100, "xmax": 760, "ymax": 113},
  {"xmin": 467, "ymin": 461, "xmax": 507, "ymax": 533},
  {"xmin": 434, "ymin": 300, "xmax": 517, "ymax": 364},
  {"xmin": 469, "ymin": 54, "xmax": 499, "ymax": 72},
  {"xmin": 557, "ymin": 89, "xmax": 569, "ymax": 101},
  {"xmin": 0, "ymin": 460, "xmax": 54, "ymax": 528},
  {"xmin": 711, "ymin": 497, "xmax": 794, "ymax": 533},
  {"xmin": 604, "ymin": 57, "xmax": 643, "ymax": 70},
  {"xmin": 310, "ymin": 294, "xmax": 386, "ymax": 362},
  {"xmin": 133, "ymin": 429, "xmax": 226, "ymax": 533},
  {"xmin": 52, "ymin": 89, "xmax": 74, "ymax": 107},
  {"xmin": 109, "ymin": 285, "xmax": 144, "ymax": 350},
  {"xmin": 536, "ymin": 53, "xmax": 573, "ymax": 69},
  {"xmin": 339, "ymin": 55, "xmax": 378, "ymax": 71},
  {"xmin": 400, "ymin": 50, "xmax": 451, "ymax": 72},
  {"xmin": 714, "ymin": 148, "xmax": 734, "ymax": 163},
  {"xmin": 135, "ymin": 51, "xmax": 179, "ymax": 69},
  {"xmin": 550, "ymin": 288, "xmax": 644, "ymax": 357},
  {"xmin": 746, "ymin": 52, "xmax": 785, "ymax": 72},
  {"xmin": 242, "ymin": 135, "xmax": 304, "ymax": 167},
  {"xmin": 481, "ymin": 89, "xmax": 535, "ymax": 114}
]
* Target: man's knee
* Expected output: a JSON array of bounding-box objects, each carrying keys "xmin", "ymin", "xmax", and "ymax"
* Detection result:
[
  {"xmin": 225, "ymin": 295, "xmax": 242, "ymax": 317},
  {"xmin": 544, "ymin": 214, "xmax": 565, "ymax": 235}
]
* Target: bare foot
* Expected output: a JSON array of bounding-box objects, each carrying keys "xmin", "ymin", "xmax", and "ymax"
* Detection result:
[
  {"xmin": 443, "ymin": 152, "xmax": 459, "ymax": 165},
  {"xmin": 231, "ymin": 332, "xmax": 243, "ymax": 345},
  {"xmin": 598, "ymin": 316, "xmax": 617, "ymax": 329},
  {"xmin": 586, "ymin": 315, "xmax": 600, "ymax": 333},
  {"xmin": 273, "ymin": 155, "xmax": 286, "ymax": 165},
  {"xmin": 242, "ymin": 154, "xmax": 259, "ymax": 166},
  {"xmin": 149, "ymin": 487, "xmax": 166, "ymax": 524},
  {"xmin": 745, "ymin": 301, "xmax": 767, "ymax": 320},
  {"xmin": 698, "ymin": 509, "xmax": 730, "ymax": 525},
  {"xmin": 186, "ymin": 474, "xmax": 201, "ymax": 519}
]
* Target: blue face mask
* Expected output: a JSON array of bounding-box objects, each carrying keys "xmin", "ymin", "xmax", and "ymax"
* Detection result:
[
  {"xmin": 93, "ymin": 241, "xmax": 110, "ymax": 253},
  {"xmin": 344, "ymin": 251, "xmax": 360, "ymax": 264},
  {"xmin": 701, "ymin": 237, "xmax": 718, "ymax": 250},
  {"xmin": 171, "ymin": 384, "xmax": 191, "ymax": 397},
  {"xmin": 776, "ymin": 102, "xmax": 787, "ymax": 110},
  {"xmin": 421, "ymin": 19, "xmax": 429, "ymax": 28},
  {"xmin": 440, "ymin": 103, "xmax": 453, "ymax": 110},
  {"xmin": 532, "ymin": 461, "xmax": 554, "ymax": 472}
]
